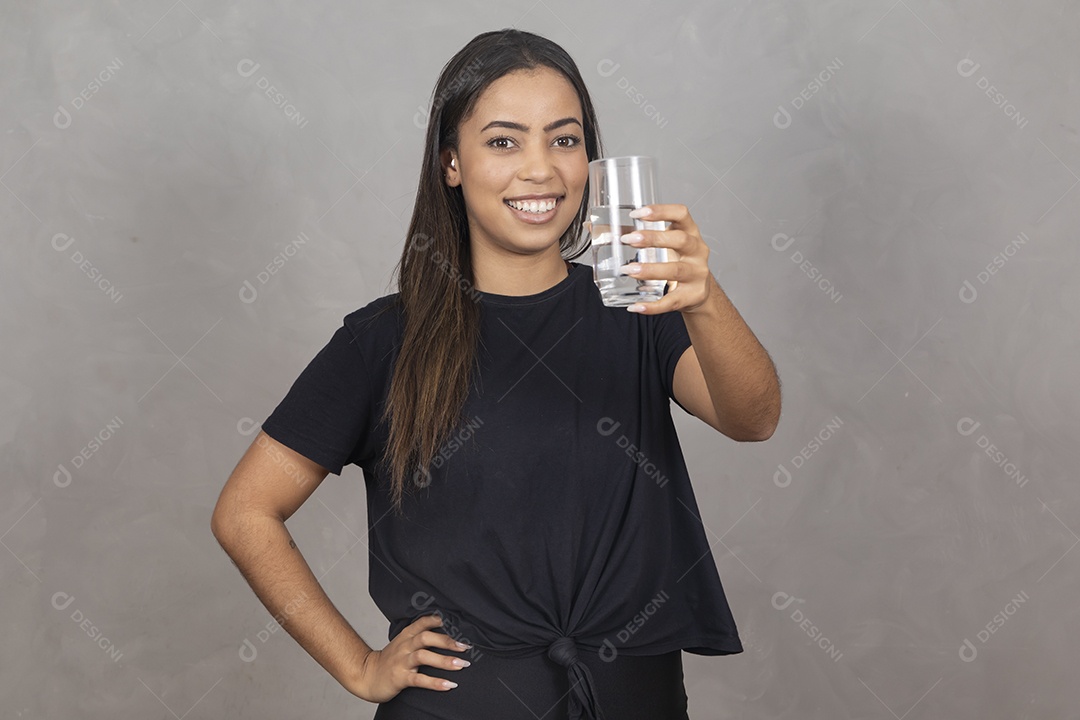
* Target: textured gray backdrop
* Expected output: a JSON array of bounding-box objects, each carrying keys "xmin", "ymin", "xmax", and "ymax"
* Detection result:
[{"xmin": 4, "ymin": 1, "xmax": 1078, "ymax": 717}]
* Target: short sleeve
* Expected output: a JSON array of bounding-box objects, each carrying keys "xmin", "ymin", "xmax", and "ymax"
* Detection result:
[
  {"xmin": 260, "ymin": 322, "xmax": 372, "ymax": 475},
  {"xmin": 651, "ymin": 309, "xmax": 694, "ymax": 416}
]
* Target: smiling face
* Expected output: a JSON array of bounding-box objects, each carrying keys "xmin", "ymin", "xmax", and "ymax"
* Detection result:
[{"xmin": 442, "ymin": 66, "xmax": 588, "ymax": 262}]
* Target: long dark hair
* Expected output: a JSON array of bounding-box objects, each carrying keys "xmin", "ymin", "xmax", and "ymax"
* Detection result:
[{"xmin": 373, "ymin": 29, "xmax": 605, "ymax": 516}]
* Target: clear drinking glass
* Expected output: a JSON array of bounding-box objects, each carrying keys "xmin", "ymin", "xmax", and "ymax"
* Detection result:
[{"xmin": 588, "ymin": 155, "xmax": 673, "ymax": 307}]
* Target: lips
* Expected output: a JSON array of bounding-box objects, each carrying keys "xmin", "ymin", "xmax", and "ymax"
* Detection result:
[{"xmin": 504, "ymin": 195, "xmax": 563, "ymax": 224}]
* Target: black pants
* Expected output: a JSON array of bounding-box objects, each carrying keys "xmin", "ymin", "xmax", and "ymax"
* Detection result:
[{"xmin": 372, "ymin": 648, "xmax": 689, "ymax": 720}]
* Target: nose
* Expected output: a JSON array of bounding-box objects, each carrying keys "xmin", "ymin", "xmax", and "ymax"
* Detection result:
[{"xmin": 517, "ymin": 140, "xmax": 557, "ymax": 181}]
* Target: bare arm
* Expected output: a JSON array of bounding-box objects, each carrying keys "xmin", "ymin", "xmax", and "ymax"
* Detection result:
[
  {"xmin": 673, "ymin": 273, "xmax": 781, "ymax": 441},
  {"xmin": 211, "ymin": 431, "xmax": 371, "ymax": 694}
]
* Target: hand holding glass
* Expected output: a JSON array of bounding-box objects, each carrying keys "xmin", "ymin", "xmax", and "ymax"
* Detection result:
[{"xmin": 588, "ymin": 156, "xmax": 674, "ymax": 307}]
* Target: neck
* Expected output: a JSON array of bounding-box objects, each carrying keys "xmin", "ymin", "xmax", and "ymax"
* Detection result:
[{"xmin": 470, "ymin": 249, "xmax": 571, "ymax": 296}]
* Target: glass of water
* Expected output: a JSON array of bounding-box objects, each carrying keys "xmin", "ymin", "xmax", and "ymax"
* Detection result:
[{"xmin": 587, "ymin": 155, "xmax": 673, "ymax": 307}]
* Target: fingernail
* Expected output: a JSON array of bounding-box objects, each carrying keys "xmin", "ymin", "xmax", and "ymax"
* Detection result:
[
  {"xmin": 627, "ymin": 304, "xmax": 646, "ymax": 313},
  {"xmin": 443, "ymin": 680, "xmax": 458, "ymax": 689},
  {"xmin": 623, "ymin": 263, "xmax": 641, "ymax": 275},
  {"xmin": 621, "ymin": 232, "xmax": 644, "ymax": 244},
  {"xmin": 629, "ymin": 207, "xmax": 652, "ymax": 218},
  {"xmin": 455, "ymin": 641, "xmax": 470, "ymax": 649},
  {"xmin": 452, "ymin": 658, "xmax": 471, "ymax": 667}
]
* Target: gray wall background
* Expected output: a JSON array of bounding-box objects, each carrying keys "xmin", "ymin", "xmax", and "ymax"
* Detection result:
[{"xmin": 4, "ymin": 0, "xmax": 1078, "ymax": 717}]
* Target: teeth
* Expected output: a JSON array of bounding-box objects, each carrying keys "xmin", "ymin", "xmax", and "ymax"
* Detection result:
[{"xmin": 508, "ymin": 198, "xmax": 557, "ymax": 213}]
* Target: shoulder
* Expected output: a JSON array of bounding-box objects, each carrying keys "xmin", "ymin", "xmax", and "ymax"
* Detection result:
[
  {"xmin": 343, "ymin": 293, "xmax": 403, "ymax": 339},
  {"xmin": 340, "ymin": 293, "xmax": 404, "ymax": 372}
]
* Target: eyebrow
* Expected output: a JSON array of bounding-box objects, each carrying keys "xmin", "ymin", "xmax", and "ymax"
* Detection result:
[{"xmin": 480, "ymin": 117, "xmax": 583, "ymax": 133}]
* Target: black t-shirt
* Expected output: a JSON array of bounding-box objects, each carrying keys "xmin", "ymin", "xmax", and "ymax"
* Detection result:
[{"xmin": 261, "ymin": 261, "xmax": 743, "ymax": 716}]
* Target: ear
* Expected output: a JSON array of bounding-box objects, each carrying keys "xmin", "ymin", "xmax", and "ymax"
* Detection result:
[{"xmin": 440, "ymin": 148, "xmax": 459, "ymax": 188}]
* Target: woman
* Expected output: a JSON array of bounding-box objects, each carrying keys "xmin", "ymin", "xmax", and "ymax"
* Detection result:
[{"xmin": 212, "ymin": 28, "xmax": 780, "ymax": 720}]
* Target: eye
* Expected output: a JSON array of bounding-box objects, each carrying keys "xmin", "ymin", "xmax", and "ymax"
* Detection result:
[{"xmin": 486, "ymin": 135, "xmax": 584, "ymax": 151}]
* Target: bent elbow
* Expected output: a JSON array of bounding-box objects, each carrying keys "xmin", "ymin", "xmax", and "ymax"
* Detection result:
[
  {"xmin": 211, "ymin": 501, "xmax": 242, "ymax": 547},
  {"xmin": 750, "ymin": 425, "xmax": 777, "ymax": 442},
  {"xmin": 210, "ymin": 508, "xmax": 231, "ymax": 546},
  {"xmin": 727, "ymin": 419, "xmax": 778, "ymax": 442}
]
